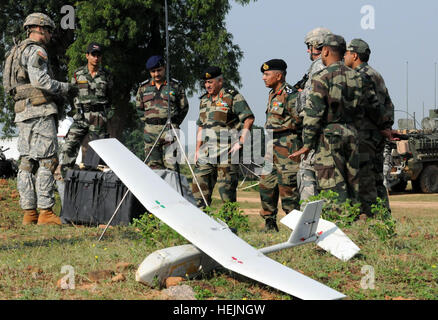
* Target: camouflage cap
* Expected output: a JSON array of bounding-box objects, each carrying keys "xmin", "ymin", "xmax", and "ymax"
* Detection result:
[
  {"xmin": 322, "ymin": 34, "xmax": 346, "ymax": 50},
  {"xmin": 23, "ymin": 12, "xmax": 55, "ymax": 30},
  {"xmin": 347, "ymin": 39, "xmax": 371, "ymax": 55}
]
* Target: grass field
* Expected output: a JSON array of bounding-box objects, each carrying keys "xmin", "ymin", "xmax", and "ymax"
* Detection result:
[{"xmin": 0, "ymin": 178, "xmax": 437, "ymax": 300}]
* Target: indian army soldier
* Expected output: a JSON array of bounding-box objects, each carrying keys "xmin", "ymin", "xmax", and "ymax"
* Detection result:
[
  {"xmin": 136, "ymin": 55, "xmax": 189, "ymax": 170},
  {"xmin": 2, "ymin": 13, "xmax": 78, "ymax": 225},
  {"xmin": 259, "ymin": 59, "xmax": 302, "ymax": 232},
  {"xmin": 59, "ymin": 42, "xmax": 114, "ymax": 178},
  {"xmin": 344, "ymin": 39, "xmax": 394, "ymax": 215},
  {"xmin": 192, "ymin": 66, "xmax": 254, "ymax": 209},
  {"xmin": 290, "ymin": 34, "xmax": 372, "ymax": 203},
  {"xmin": 296, "ymin": 27, "xmax": 332, "ymax": 208}
]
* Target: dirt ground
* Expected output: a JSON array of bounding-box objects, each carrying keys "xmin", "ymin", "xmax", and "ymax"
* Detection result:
[{"xmin": 236, "ymin": 192, "xmax": 438, "ymax": 215}]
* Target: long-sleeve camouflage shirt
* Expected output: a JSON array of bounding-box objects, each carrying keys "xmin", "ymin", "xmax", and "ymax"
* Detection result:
[
  {"xmin": 296, "ymin": 57, "xmax": 326, "ymax": 116},
  {"xmin": 265, "ymin": 82, "xmax": 302, "ymax": 135},
  {"xmin": 355, "ymin": 62, "xmax": 394, "ymax": 131},
  {"xmin": 303, "ymin": 61, "xmax": 370, "ymax": 150},
  {"xmin": 136, "ymin": 79, "xmax": 189, "ymax": 126},
  {"xmin": 71, "ymin": 65, "xmax": 113, "ymax": 113}
]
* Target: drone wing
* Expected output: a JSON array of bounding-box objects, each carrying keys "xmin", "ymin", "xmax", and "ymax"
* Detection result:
[{"xmin": 90, "ymin": 138, "xmax": 346, "ymax": 300}]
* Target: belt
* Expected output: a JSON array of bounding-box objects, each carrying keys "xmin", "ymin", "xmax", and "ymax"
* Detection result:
[
  {"xmin": 145, "ymin": 118, "xmax": 168, "ymax": 125},
  {"xmin": 273, "ymin": 129, "xmax": 296, "ymax": 139}
]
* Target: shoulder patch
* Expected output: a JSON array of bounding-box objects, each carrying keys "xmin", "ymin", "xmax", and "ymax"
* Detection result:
[{"xmin": 37, "ymin": 50, "xmax": 47, "ymax": 60}]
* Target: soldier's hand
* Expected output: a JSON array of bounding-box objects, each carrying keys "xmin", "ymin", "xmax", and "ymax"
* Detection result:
[
  {"xmin": 380, "ymin": 129, "xmax": 400, "ymax": 141},
  {"xmin": 289, "ymin": 147, "xmax": 310, "ymax": 163},
  {"xmin": 67, "ymin": 83, "xmax": 79, "ymax": 97},
  {"xmin": 228, "ymin": 141, "xmax": 242, "ymax": 155}
]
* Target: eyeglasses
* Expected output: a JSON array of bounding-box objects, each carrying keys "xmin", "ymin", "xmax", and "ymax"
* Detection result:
[{"xmin": 43, "ymin": 27, "xmax": 53, "ymax": 35}]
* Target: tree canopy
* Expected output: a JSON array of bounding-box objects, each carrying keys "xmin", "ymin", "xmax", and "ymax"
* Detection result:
[{"xmin": 0, "ymin": 0, "xmax": 255, "ymax": 138}]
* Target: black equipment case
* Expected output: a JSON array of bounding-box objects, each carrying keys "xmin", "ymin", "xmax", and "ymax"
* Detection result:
[{"xmin": 60, "ymin": 169, "xmax": 146, "ymax": 226}]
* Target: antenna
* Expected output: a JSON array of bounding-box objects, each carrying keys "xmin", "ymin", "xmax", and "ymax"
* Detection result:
[
  {"xmin": 406, "ymin": 61, "xmax": 409, "ymax": 123},
  {"xmin": 435, "ymin": 62, "xmax": 437, "ymax": 108}
]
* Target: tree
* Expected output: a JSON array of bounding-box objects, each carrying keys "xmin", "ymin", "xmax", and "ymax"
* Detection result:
[{"xmin": 0, "ymin": 0, "xmax": 256, "ymax": 139}]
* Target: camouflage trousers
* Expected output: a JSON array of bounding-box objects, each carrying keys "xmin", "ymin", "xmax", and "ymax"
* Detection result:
[
  {"xmin": 144, "ymin": 124, "xmax": 177, "ymax": 171},
  {"xmin": 192, "ymin": 151, "xmax": 239, "ymax": 209},
  {"xmin": 259, "ymin": 134, "xmax": 300, "ymax": 219},
  {"xmin": 59, "ymin": 111, "xmax": 108, "ymax": 177},
  {"xmin": 359, "ymin": 130, "xmax": 390, "ymax": 215},
  {"xmin": 313, "ymin": 124, "xmax": 360, "ymax": 203},
  {"xmin": 16, "ymin": 115, "xmax": 58, "ymax": 210},
  {"xmin": 297, "ymin": 149, "xmax": 318, "ymax": 210}
]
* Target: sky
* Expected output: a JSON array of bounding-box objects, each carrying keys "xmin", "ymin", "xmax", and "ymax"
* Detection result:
[{"xmin": 180, "ymin": 0, "xmax": 438, "ymax": 139}]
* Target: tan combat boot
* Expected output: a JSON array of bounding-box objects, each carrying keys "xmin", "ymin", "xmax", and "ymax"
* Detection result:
[
  {"xmin": 37, "ymin": 208, "xmax": 62, "ymax": 226},
  {"xmin": 22, "ymin": 209, "xmax": 39, "ymax": 225}
]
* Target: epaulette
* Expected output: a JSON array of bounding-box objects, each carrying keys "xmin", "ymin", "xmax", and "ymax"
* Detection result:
[
  {"xmin": 139, "ymin": 79, "xmax": 151, "ymax": 87},
  {"xmin": 225, "ymin": 87, "xmax": 238, "ymax": 96},
  {"xmin": 171, "ymin": 78, "xmax": 181, "ymax": 84},
  {"xmin": 284, "ymin": 84, "xmax": 295, "ymax": 95},
  {"xmin": 73, "ymin": 65, "xmax": 86, "ymax": 75},
  {"xmin": 199, "ymin": 92, "xmax": 208, "ymax": 99}
]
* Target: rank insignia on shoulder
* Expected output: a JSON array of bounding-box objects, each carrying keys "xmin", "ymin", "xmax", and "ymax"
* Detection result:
[
  {"xmin": 226, "ymin": 88, "xmax": 237, "ymax": 96},
  {"xmin": 285, "ymin": 86, "xmax": 294, "ymax": 94},
  {"xmin": 140, "ymin": 79, "xmax": 151, "ymax": 86}
]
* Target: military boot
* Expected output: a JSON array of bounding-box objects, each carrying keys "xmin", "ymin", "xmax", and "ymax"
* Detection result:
[
  {"xmin": 37, "ymin": 208, "xmax": 62, "ymax": 226},
  {"xmin": 22, "ymin": 209, "xmax": 39, "ymax": 225},
  {"xmin": 263, "ymin": 216, "xmax": 279, "ymax": 232}
]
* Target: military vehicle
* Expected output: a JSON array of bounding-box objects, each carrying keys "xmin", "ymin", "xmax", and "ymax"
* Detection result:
[
  {"xmin": 385, "ymin": 109, "xmax": 438, "ymax": 193},
  {"xmin": 0, "ymin": 146, "xmax": 18, "ymax": 179}
]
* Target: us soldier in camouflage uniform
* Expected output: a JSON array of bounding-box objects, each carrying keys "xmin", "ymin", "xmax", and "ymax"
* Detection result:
[
  {"xmin": 192, "ymin": 66, "xmax": 254, "ymax": 209},
  {"xmin": 291, "ymin": 35, "xmax": 375, "ymax": 203},
  {"xmin": 136, "ymin": 55, "xmax": 188, "ymax": 170},
  {"xmin": 59, "ymin": 42, "xmax": 114, "ymax": 178},
  {"xmin": 2, "ymin": 13, "xmax": 78, "ymax": 225},
  {"xmin": 296, "ymin": 27, "xmax": 332, "ymax": 209},
  {"xmin": 344, "ymin": 39, "xmax": 394, "ymax": 215},
  {"xmin": 259, "ymin": 59, "xmax": 302, "ymax": 231}
]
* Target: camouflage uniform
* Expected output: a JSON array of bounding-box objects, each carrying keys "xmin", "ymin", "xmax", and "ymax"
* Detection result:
[
  {"xmin": 260, "ymin": 82, "xmax": 302, "ymax": 219},
  {"xmin": 347, "ymin": 39, "xmax": 394, "ymax": 215},
  {"xmin": 296, "ymin": 57, "xmax": 326, "ymax": 207},
  {"xmin": 355, "ymin": 61, "xmax": 394, "ymax": 214},
  {"xmin": 9, "ymin": 39, "xmax": 70, "ymax": 210},
  {"xmin": 135, "ymin": 78, "xmax": 188, "ymax": 170},
  {"xmin": 303, "ymin": 59, "xmax": 367, "ymax": 203},
  {"xmin": 192, "ymin": 87, "xmax": 254, "ymax": 208},
  {"xmin": 59, "ymin": 64, "xmax": 114, "ymax": 176}
]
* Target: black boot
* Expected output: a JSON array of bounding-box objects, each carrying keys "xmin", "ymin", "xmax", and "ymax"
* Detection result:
[{"xmin": 264, "ymin": 216, "xmax": 279, "ymax": 232}]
